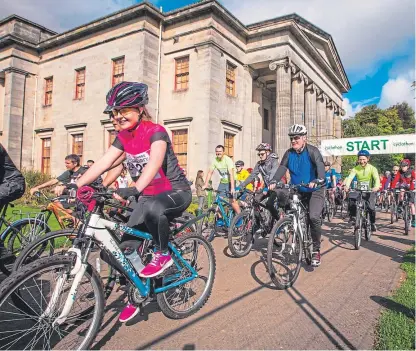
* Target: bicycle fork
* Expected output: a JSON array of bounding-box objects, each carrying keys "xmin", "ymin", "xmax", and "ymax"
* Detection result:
[{"xmin": 41, "ymin": 247, "xmax": 87, "ymax": 326}]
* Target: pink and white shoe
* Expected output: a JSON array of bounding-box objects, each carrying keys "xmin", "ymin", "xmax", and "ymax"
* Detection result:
[
  {"xmin": 139, "ymin": 251, "xmax": 173, "ymax": 278},
  {"xmin": 119, "ymin": 304, "xmax": 140, "ymax": 323}
]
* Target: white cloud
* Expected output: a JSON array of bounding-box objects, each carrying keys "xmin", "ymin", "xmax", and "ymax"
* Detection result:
[
  {"xmin": 342, "ymin": 97, "xmax": 369, "ymax": 118},
  {"xmin": 223, "ymin": 0, "xmax": 415, "ymax": 83},
  {"xmin": 379, "ymin": 70, "xmax": 416, "ymax": 109},
  {"xmin": 0, "ymin": 0, "xmax": 136, "ymax": 32}
]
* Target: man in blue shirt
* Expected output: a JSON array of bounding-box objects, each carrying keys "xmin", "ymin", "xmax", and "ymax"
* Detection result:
[
  {"xmin": 324, "ymin": 161, "xmax": 337, "ymax": 207},
  {"xmin": 273, "ymin": 124, "xmax": 325, "ymax": 267}
]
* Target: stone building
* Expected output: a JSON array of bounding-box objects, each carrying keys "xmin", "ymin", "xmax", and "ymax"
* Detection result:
[{"xmin": 0, "ymin": 0, "xmax": 349, "ymax": 181}]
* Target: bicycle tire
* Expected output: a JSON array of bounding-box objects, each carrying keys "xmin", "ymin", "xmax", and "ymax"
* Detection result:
[
  {"xmin": 227, "ymin": 210, "xmax": 254, "ymax": 258},
  {"xmin": 354, "ymin": 211, "xmax": 362, "ymax": 250},
  {"xmin": 13, "ymin": 229, "xmax": 118, "ymax": 300},
  {"xmin": 157, "ymin": 233, "xmax": 216, "ymax": 319},
  {"xmin": 197, "ymin": 208, "xmax": 217, "ymax": 242},
  {"xmin": 267, "ymin": 217, "xmax": 302, "ymax": 289},
  {"xmin": 364, "ymin": 211, "xmax": 372, "ymax": 241},
  {"xmin": 390, "ymin": 203, "xmax": 395, "ymax": 224},
  {"xmin": 0, "ymin": 255, "xmax": 104, "ymax": 350},
  {"xmin": 404, "ymin": 205, "xmax": 409, "ymax": 236}
]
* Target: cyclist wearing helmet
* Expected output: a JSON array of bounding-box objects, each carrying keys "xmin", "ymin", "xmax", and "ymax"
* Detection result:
[
  {"xmin": 391, "ymin": 159, "xmax": 415, "ymax": 227},
  {"xmin": 324, "ymin": 161, "xmax": 337, "ymax": 207},
  {"xmin": 75, "ymin": 82, "xmax": 191, "ymax": 323},
  {"xmin": 344, "ymin": 150, "xmax": 380, "ymax": 231},
  {"xmin": 235, "ymin": 160, "xmax": 253, "ymax": 191},
  {"xmin": 272, "ymin": 124, "xmax": 326, "ymax": 267},
  {"xmin": 238, "ymin": 143, "xmax": 281, "ymax": 221}
]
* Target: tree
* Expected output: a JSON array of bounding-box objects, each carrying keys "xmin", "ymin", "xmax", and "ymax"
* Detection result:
[{"xmin": 388, "ymin": 102, "xmax": 415, "ymax": 130}]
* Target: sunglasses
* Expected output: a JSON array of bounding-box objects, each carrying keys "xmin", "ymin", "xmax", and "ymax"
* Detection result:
[
  {"xmin": 290, "ymin": 136, "xmax": 301, "ymax": 141},
  {"xmin": 257, "ymin": 152, "xmax": 266, "ymax": 157}
]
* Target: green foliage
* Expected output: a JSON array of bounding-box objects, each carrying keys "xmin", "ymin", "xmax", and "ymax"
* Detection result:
[
  {"xmin": 17, "ymin": 169, "xmax": 54, "ymax": 206},
  {"xmin": 375, "ymin": 246, "xmax": 415, "ymax": 350},
  {"xmin": 341, "ymin": 103, "xmax": 415, "ymax": 174}
]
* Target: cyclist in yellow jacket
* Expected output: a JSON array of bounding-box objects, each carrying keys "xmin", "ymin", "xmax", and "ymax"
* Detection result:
[{"xmin": 235, "ymin": 160, "xmax": 253, "ymax": 191}]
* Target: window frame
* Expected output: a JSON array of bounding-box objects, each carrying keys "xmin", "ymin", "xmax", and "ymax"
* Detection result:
[
  {"xmin": 224, "ymin": 132, "xmax": 235, "ymax": 160},
  {"xmin": 44, "ymin": 77, "xmax": 53, "ymax": 106},
  {"xmin": 171, "ymin": 129, "xmax": 188, "ymax": 170},
  {"xmin": 75, "ymin": 67, "xmax": 86, "ymax": 100},
  {"xmin": 112, "ymin": 56, "xmax": 125, "ymax": 87},
  {"xmin": 226, "ymin": 61, "xmax": 236, "ymax": 97},
  {"xmin": 174, "ymin": 56, "xmax": 190, "ymax": 92},
  {"xmin": 72, "ymin": 133, "xmax": 84, "ymax": 164},
  {"xmin": 41, "ymin": 137, "xmax": 51, "ymax": 175}
]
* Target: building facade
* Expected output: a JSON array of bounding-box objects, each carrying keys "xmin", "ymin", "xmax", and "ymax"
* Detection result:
[{"xmin": 0, "ymin": 0, "xmax": 349, "ymax": 182}]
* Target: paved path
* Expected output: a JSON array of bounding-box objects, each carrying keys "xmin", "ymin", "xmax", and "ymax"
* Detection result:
[{"xmin": 92, "ymin": 212, "xmax": 414, "ymax": 350}]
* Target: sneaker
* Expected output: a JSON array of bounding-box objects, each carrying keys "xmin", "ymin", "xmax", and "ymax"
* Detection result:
[
  {"xmin": 311, "ymin": 251, "xmax": 321, "ymax": 267},
  {"xmin": 139, "ymin": 251, "xmax": 173, "ymax": 278},
  {"xmin": 216, "ymin": 219, "xmax": 224, "ymax": 227},
  {"xmin": 119, "ymin": 304, "xmax": 140, "ymax": 323},
  {"xmin": 371, "ymin": 224, "xmax": 377, "ymax": 232}
]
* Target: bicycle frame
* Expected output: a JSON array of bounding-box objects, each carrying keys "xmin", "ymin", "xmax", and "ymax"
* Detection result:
[
  {"xmin": 213, "ymin": 193, "xmax": 234, "ymax": 227},
  {"xmin": 51, "ymin": 213, "xmax": 198, "ymax": 325}
]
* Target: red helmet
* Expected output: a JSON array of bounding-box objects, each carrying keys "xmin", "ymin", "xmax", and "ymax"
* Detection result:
[{"xmin": 400, "ymin": 159, "xmax": 411, "ymax": 167}]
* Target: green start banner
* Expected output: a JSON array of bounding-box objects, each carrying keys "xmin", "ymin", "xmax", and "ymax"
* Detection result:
[{"xmin": 320, "ymin": 134, "xmax": 415, "ymax": 156}]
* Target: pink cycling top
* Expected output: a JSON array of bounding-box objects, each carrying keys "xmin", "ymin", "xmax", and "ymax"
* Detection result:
[{"xmin": 112, "ymin": 120, "xmax": 189, "ymax": 196}]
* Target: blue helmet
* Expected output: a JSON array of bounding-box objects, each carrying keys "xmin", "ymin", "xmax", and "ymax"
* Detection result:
[{"xmin": 357, "ymin": 150, "xmax": 370, "ymax": 157}]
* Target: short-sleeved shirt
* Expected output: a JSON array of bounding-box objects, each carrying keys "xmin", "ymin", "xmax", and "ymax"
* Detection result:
[
  {"xmin": 112, "ymin": 120, "xmax": 189, "ymax": 195},
  {"xmin": 210, "ymin": 155, "xmax": 235, "ymax": 184},
  {"xmin": 236, "ymin": 169, "xmax": 253, "ymax": 191},
  {"xmin": 325, "ymin": 168, "xmax": 337, "ymax": 188},
  {"xmin": 57, "ymin": 166, "xmax": 88, "ymax": 184}
]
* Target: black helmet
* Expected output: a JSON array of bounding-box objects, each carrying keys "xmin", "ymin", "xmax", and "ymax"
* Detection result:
[
  {"xmin": 324, "ymin": 161, "xmax": 331, "ymax": 167},
  {"xmin": 235, "ymin": 160, "xmax": 244, "ymax": 167},
  {"xmin": 104, "ymin": 82, "xmax": 148, "ymax": 114}
]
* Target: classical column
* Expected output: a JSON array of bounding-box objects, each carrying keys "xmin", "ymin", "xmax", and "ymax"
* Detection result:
[
  {"xmin": 269, "ymin": 58, "xmax": 291, "ymax": 159},
  {"xmin": 291, "ymin": 70, "xmax": 305, "ymax": 125},
  {"xmin": 316, "ymin": 89, "xmax": 327, "ymax": 147},
  {"xmin": 304, "ymin": 82, "xmax": 317, "ymax": 145},
  {"xmin": 326, "ymin": 101, "xmax": 334, "ymax": 139},
  {"xmin": 251, "ymin": 80, "xmax": 264, "ymax": 164}
]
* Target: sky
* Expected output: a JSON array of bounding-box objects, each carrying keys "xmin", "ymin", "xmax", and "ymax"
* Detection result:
[{"xmin": 1, "ymin": 0, "xmax": 414, "ymax": 118}]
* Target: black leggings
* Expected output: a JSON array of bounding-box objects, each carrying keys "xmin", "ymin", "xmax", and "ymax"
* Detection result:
[
  {"xmin": 126, "ymin": 189, "xmax": 192, "ymax": 251},
  {"xmin": 255, "ymin": 191, "xmax": 280, "ymax": 220}
]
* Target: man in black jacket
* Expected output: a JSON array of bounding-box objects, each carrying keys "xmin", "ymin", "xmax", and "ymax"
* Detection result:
[{"xmin": 273, "ymin": 124, "xmax": 325, "ymax": 267}]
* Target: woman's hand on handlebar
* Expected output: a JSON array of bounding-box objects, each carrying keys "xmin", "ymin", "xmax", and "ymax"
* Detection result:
[{"xmin": 114, "ymin": 186, "xmax": 141, "ymax": 200}]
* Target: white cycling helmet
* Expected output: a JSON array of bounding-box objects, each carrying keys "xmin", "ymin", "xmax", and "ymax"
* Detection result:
[{"xmin": 288, "ymin": 124, "xmax": 307, "ymax": 136}]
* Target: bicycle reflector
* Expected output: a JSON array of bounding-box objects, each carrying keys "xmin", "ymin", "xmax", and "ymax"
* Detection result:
[{"xmin": 77, "ymin": 186, "xmax": 96, "ymax": 211}]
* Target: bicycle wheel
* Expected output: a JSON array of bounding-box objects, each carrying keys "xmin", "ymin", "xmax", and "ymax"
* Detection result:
[
  {"xmin": 157, "ymin": 233, "xmax": 216, "ymax": 319},
  {"xmin": 13, "ymin": 229, "xmax": 117, "ymax": 300},
  {"xmin": 197, "ymin": 208, "xmax": 216, "ymax": 242},
  {"xmin": 227, "ymin": 210, "xmax": 254, "ymax": 258},
  {"xmin": 354, "ymin": 212, "xmax": 362, "ymax": 250},
  {"xmin": 404, "ymin": 205, "xmax": 410, "ymax": 236},
  {"xmin": 364, "ymin": 211, "xmax": 372, "ymax": 241},
  {"xmin": 390, "ymin": 202, "xmax": 396, "ymax": 224},
  {"xmin": 327, "ymin": 201, "xmax": 335, "ymax": 222},
  {"xmin": 0, "ymin": 255, "xmax": 104, "ymax": 350},
  {"xmin": 0, "ymin": 219, "xmax": 51, "ymax": 276},
  {"xmin": 267, "ymin": 217, "xmax": 302, "ymax": 289}
]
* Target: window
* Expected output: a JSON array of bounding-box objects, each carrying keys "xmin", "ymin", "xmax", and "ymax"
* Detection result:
[
  {"xmin": 108, "ymin": 129, "xmax": 117, "ymax": 147},
  {"xmin": 226, "ymin": 62, "xmax": 236, "ymax": 96},
  {"xmin": 224, "ymin": 132, "xmax": 234, "ymax": 159},
  {"xmin": 263, "ymin": 109, "xmax": 269, "ymax": 130},
  {"xmin": 72, "ymin": 134, "xmax": 84, "ymax": 163},
  {"xmin": 75, "ymin": 68, "xmax": 86, "ymax": 99},
  {"xmin": 175, "ymin": 56, "xmax": 189, "ymax": 91},
  {"xmin": 44, "ymin": 77, "xmax": 53, "ymax": 106},
  {"xmin": 112, "ymin": 57, "xmax": 125, "ymax": 86},
  {"xmin": 41, "ymin": 138, "xmax": 51, "ymax": 175},
  {"xmin": 172, "ymin": 129, "xmax": 188, "ymax": 169}
]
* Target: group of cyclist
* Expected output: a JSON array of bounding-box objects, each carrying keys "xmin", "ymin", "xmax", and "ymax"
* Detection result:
[{"xmin": 1, "ymin": 80, "xmax": 414, "ymax": 324}]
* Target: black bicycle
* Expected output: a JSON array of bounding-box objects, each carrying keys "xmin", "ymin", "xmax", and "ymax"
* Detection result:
[
  {"xmin": 227, "ymin": 189, "xmax": 277, "ymax": 258},
  {"xmin": 351, "ymin": 189, "xmax": 373, "ymax": 250},
  {"xmin": 402, "ymin": 190, "xmax": 414, "ymax": 236}
]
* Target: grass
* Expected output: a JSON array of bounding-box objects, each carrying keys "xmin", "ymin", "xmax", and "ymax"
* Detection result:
[
  {"xmin": 375, "ymin": 246, "xmax": 415, "ymax": 350},
  {"xmin": 5, "ymin": 204, "xmax": 62, "ymax": 231}
]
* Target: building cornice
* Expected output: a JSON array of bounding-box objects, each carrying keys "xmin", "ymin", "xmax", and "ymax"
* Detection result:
[
  {"xmin": 35, "ymin": 127, "xmax": 54, "ymax": 134},
  {"xmin": 64, "ymin": 123, "xmax": 87, "ymax": 130},
  {"xmin": 163, "ymin": 117, "xmax": 193, "ymax": 125},
  {"xmin": 221, "ymin": 119, "xmax": 243, "ymax": 131}
]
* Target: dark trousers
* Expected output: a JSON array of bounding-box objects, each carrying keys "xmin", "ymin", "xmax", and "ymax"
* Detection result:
[
  {"xmin": 348, "ymin": 192, "xmax": 376, "ymax": 224},
  {"xmin": 255, "ymin": 191, "xmax": 280, "ymax": 220}
]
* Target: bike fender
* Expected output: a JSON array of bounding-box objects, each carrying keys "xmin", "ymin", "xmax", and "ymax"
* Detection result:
[{"xmin": 0, "ymin": 218, "xmax": 51, "ymax": 241}]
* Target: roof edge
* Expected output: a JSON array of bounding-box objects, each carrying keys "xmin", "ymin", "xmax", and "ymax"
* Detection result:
[{"xmin": 0, "ymin": 14, "xmax": 57, "ymax": 35}]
